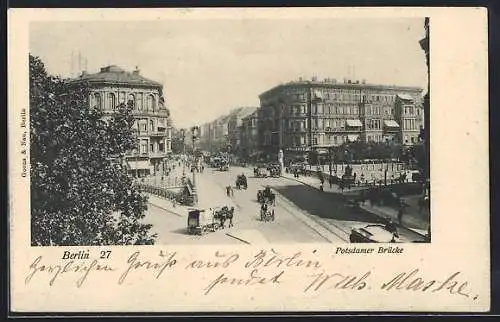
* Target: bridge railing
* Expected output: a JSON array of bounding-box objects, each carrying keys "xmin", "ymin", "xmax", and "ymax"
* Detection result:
[{"xmin": 134, "ymin": 183, "xmax": 179, "ymax": 201}]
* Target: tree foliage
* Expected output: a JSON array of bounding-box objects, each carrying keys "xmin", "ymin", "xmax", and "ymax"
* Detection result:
[{"xmin": 30, "ymin": 55, "xmax": 156, "ymax": 246}]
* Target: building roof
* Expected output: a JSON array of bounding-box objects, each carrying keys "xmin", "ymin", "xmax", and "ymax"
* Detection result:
[
  {"xmin": 233, "ymin": 106, "xmax": 258, "ymax": 119},
  {"xmin": 259, "ymin": 79, "xmax": 423, "ymax": 99},
  {"xmin": 73, "ymin": 65, "xmax": 163, "ymax": 88}
]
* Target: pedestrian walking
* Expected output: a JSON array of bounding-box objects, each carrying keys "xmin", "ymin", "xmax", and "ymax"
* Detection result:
[
  {"xmin": 226, "ymin": 186, "xmax": 231, "ymax": 197},
  {"xmin": 397, "ymin": 205, "xmax": 404, "ymax": 225}
]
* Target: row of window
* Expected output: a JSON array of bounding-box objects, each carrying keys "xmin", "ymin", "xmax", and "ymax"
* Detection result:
[
  {"xmin": 403, "ymin": 105, "xmax": 420, "ymax": 116},
  {"xmin": 366, "ymin": 119, "xmax": 382, "ymax": 130},
  {"xmin": 137, "ymin": 139, "xmax": 169, "ymax": 154},
  {"xmin": 285, "ymin": 91, "xmax": 406, "ymax": 104},
  {"xmin": 91, "ymin": 92, "xmax": 158, "ymax": 111},
  {"xmin": 285, "ymin": 134, "xmax": 356, "ymax": 147},
  {"xmin": 287, "ymin": 104, "xmax": 418, "ymax": 116},
  {"xmin": 403, "ymin": 119, "xmax": 418, "ymax": 130},
  {"xmin": 135, "ymin": 118, "xmax": 169, "ymax": 133}
]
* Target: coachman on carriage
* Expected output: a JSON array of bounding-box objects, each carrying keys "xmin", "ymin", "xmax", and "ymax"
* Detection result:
[
  {"xmin": 260, "ymin": 202, "xmax": 275, "ymax": 222},
  {"xmin": 257, "ymin": 186, "xmax": 276, "ymax": 222},
  {"xmin": 235, "ymin": 174, "xmax": 248, "ymax": 190}
]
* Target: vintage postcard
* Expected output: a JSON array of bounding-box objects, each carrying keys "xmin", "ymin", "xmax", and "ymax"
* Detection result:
[{"xmin": 8, "ymin": 7, "xmax": 489, "ymax": 314}]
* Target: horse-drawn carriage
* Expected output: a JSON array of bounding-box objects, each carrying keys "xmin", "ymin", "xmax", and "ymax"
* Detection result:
[
  {"xmin": 187, "ymin": 207, "xmax": 234, "ymax": 235},
  {"xmin": 260, "ymin": 202, "xmax": 275, "ymax": 222},
  {"xmin": 257, "ymin": 187, "xmax": 276, "ymax": 222},
  {"xmin": 257, "ymin": 189, "xmax": 275, "ymax": 205},
  {"xmin": 268, "ymin": 164, "xmax": 281, "ymax": 177},
  {"xmin": 254, "ymin": 167, "xmax": 268, "ymax": 178},
  {"xmin": 235, "ymin": 174, "xmax": 248, "ymax": 190}
]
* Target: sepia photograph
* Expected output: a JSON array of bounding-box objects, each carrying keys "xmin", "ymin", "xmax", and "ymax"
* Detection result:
[
  {"xmin": 9, "ymin": 8, "xmax": 490, "ymax": 313},
  {"xmin": 29, "ymin": 17, "xmax": 430, "ymax": 246}
]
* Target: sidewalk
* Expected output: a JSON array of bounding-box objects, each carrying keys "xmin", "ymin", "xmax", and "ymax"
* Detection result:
[
  {"xmin": 146, "ymin": 194, "xmax": 186, "ymax": 217},
  {"xmin": 281, "ymin": 173, "xmax": 429, "ymax": 237}
]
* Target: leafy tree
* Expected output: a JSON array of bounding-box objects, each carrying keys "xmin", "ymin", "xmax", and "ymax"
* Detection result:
[{"xmin": 30, "ymin": 54, "xmax": 156, "ymax": 246}]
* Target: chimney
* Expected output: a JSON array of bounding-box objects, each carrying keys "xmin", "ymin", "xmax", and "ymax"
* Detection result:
[{"xmin": 133, "ymin": 66, "xmax": 140, "ymax": 75}]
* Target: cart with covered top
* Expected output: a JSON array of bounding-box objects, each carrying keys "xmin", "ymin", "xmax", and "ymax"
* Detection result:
[
  {"xmin": 187, "ymin": 208, "xmax": 222, "ymax": 235},
  {"xmin": 235, "ymin": 174, "xmax": 248, "ymax": 190}
]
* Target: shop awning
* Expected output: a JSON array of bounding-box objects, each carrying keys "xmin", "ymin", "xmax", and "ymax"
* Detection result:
[
  {"xmin": 347, "ymin": 134, "xmax": 360, "ymax": 142},
  {"xmin": 397, "ymin": 94, "xmax": 414, "ymax": 101},
  {"xmin": 384, "ymin": 120, "xmax": 400, "ymax": 128},
  {"xmin": 346, "ymin": 119, "xmax": 363, "ymax": 127}
]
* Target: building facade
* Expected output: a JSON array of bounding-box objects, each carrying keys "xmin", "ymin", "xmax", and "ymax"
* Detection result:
[
  {"xmin": 258, "ymin": 78, "xmax": 423, "ymax": 160},
  {"xmin": 239, "ymin": 109, "xmax": 260, "ymax": 159},
  {"xmin": 227, "ymin": 106, "xmax": 258, "ymax": 156},
  {"xmin": 74, "ymin": 65, "xmax": 172, "ymax": 176}
]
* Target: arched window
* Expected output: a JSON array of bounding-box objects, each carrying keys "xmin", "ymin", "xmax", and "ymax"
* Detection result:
[
  {"xmin": 119, "ymin": 92, "xmax": 126, "ymax": 104},
  {"xmin": 146, "ymin": 94, "xmax": 156, "ymax": 111},
  {"xmin": 128, "ymin": 94, "xmax": 136, "ymax": 108},
  {"xmin": 94, "ymin": 93, "xmax": 102, "ymax": 109},
  {"xmin": 137, "ymin": 93, "xmax": 143, "ymax": 110},
  {"xmin": 108, "ymin": 93, "xmax": 116, "ymax": 110}
]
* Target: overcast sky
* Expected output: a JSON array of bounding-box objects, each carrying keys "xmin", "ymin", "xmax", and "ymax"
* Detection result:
[{"xmin": 30, "ymin": 18, "xmax": 427, "ymax": 128}]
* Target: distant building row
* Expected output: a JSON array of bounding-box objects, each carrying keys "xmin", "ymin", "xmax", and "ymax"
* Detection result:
[{"xmin": 200, "ymin": 77, "xmax": 424, "ymax": 161}]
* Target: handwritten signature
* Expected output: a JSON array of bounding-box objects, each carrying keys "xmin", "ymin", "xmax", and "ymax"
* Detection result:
[{"xmin": 25, "ymin": 256, "xmax": 114, "ymax": 287}]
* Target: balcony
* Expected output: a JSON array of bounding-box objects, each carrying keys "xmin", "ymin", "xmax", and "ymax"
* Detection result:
[
  {"xmin": 125, "ymin": 151, "xmax": 168, "ymax": 158},
  {"xmin": 149, "ymin": 130, "xmax": 168, "ymax": 137},
  {"xmin": 130, "ymin": 109, "xmax": 170, "ymax": 117}
]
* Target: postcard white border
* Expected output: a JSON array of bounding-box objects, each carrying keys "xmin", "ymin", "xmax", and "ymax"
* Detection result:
[{"xmin": 8, "ymin": 7, "xmax": 490, "ymax": 313}]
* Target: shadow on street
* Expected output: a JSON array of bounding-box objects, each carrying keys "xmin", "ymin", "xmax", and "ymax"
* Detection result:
[{"xmin": 272, "ymin": 183, "xmax": 387, "ymax": 224}]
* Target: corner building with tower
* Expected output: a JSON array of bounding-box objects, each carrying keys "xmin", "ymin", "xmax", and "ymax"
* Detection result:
[
  {"xmin": 258, "ymin": 77, "xmax": 424, "ymax": 159},
  {"xmin": 73, "ymin": 65, "xmax": 172, "ymax": 177}
]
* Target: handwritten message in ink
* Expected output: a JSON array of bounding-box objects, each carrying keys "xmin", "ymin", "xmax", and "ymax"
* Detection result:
[{"xmin": 23, "ymin": 248, "xmax": 480, "ymax": 302}]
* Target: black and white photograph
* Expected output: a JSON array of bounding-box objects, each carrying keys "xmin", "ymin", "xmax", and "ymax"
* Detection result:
[
  {"xmin": 28, "ymin": 17, "xmax": 431, "ymax": 246},
  {"xmin": 9, "ymin": 7, "xmax": 491, "ymax": 314}
]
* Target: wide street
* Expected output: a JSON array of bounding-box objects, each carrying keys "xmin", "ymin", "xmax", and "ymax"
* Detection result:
[{"xmin": 143, "ymin": 164, "xmax": 425, "ymax": 245}]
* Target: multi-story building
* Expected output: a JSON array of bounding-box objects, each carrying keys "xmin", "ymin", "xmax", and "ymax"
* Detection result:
[
  {"xmin": 258, "ymin": 77, "xmax": 423, "ymax": 161},
  {"xmin": 199, "ymin": 115, "xmax": 230, "ymax": 153},
  {"xmin": 227, "ymin": 106, "xmax": 258, "ymax": 155},
  {"xmin": 74, "ymin": 65, "xmax": 172, "ymax": 177},
  {"xmin": 239, "ymin": 109, "xmax": 260, "ymax": 159}
]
